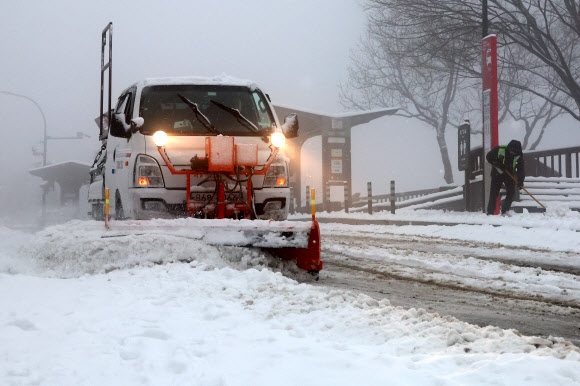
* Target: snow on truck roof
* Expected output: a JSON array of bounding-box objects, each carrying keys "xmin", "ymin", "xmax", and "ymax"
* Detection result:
[{"xmin": 138, "ymin": 74, "xmax": 258, "ymax": 89}]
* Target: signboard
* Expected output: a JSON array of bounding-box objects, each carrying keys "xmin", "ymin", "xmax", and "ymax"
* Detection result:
[
  {"xmin": 328, "ymin": 137, "xmax": 346, "ymax": 144},
  {"xmin": 457, "ymin": 122, "xmax": 470, "ymax": 171},
  {"xmin": 331, "ymin": 159, "xmax": 342, "ymax": 174},
  {"xmin": 482, "ymin": 90, "xmax": 491, "ymax": 149},
  {"xmin": 331, "ymin": 119, "xmax": 343, "ymax": 129},
  {"xmin": 482, "ymin": 35, "xmax": 499, "ymax": 213},
  {"xmin": 331, "ymin": 148, "xmax": 343, "ymax": 157}
]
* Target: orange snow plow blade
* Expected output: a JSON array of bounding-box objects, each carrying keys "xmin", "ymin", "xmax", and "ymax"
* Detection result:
[{"xmin": 102, "ymin": 218, "xmax": 322, "ymax": 273}]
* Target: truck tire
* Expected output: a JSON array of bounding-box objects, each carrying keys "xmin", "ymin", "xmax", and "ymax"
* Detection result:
[
  {"xmin": 115, "ymin": 190, "xmax": 126, "ymax": 220},
  {"xmin": 91, "ymin": 203, "xmax": 104, "ymax": 221}
]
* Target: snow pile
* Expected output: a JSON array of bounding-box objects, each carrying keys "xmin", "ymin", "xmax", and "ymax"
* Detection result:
[
  {"xmin": 1, "ymin": 216, "xmax": 580, "ymax": 385},
  {"xmin": 0, "ymin": 226, "xmax": 39, "ymax": 274},
  {"xmin": 10, "ymin": 220, "xmax": 302, "ymax": 279},
  {"xmin": 545, "ymin": 203, "xmax": 580, "ymax": 218}
]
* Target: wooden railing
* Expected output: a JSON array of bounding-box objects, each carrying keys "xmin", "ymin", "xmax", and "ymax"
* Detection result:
[
  {"xmin": 350, "ymin": 186, "xmax": 456, "ymax": 208},
  {"xmin": 524, "ymin": 147, "xmax": 580, "ymax": 178},
  {"xmin": 468, "ymin": 146, "xmax": 484, "ymax": 179},
  {"xmin": 469, "ymin": 145, "xmax": 580, "ymax": 179},
  {"xmin": 347, "ymin": 185, "xmax": 459, "ymax": 214}
]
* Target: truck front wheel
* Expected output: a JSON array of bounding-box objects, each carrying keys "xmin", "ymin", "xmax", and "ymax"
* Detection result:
[{"xmin": 91, "ymin": 203, "xmax": 104, "ymax": 221}]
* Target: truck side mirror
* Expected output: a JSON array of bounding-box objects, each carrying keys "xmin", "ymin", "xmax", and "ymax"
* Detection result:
[
  {"xmin": 130, "ymin": 117, "xmax": 144, "ymax": 133},
  {"xmin": 281, "ymin": 113, "xmax": 299, "ymax": 139},
  {"xmin": 110, "ymin": 113, "xmax": 129, "ymax": 138}
]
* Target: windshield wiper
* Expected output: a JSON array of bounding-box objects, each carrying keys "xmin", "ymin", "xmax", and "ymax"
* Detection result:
[
  {"xmin": 210, "ymin": 100, "xmax": 260, "ymax": 134},
  {"xmin": 177, "ymin": 94, "xmax": 219, "ymax": 135}
]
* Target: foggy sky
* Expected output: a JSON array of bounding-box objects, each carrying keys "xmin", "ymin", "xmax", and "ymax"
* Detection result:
[
  {"xmin": 1, "ymin": 0, "xmax": 364, "ymax": 159},
  {"xmin": 2, "ymin": 1, "xmax": 578, "ymax": 222},
  {"xmin": 0, "ymin": 0, "xmax": 366, "ymax": 219}
]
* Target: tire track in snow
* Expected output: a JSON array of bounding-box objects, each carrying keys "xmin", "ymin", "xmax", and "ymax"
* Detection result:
[{"xmin": 321, "ymin": 233, "xmax": 580, "ymax": 309}]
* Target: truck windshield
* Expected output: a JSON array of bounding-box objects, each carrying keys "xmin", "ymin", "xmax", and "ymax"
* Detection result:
[{"xmin": 139, "ymin": 85, "xmax": 275, "ymax": 136}]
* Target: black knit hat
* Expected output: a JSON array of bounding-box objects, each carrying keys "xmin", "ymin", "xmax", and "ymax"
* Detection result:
[{"xmin": 506, "ymin": 140, "xmax": 522, "ymax": 155}]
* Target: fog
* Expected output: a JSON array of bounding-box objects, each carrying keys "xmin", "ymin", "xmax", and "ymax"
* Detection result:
[{"xmin": 1, "ymin": 0, "xmax": 579, "ymax": 226}]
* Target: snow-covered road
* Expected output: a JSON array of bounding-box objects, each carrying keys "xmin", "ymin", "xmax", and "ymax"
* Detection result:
[
  {"xmin": 315, "ymin": 223, "xmax": 580, "ymax": 345},
  {"xmin": 321, "ymin": 223, "xmax": 580, "ymax": 303}
]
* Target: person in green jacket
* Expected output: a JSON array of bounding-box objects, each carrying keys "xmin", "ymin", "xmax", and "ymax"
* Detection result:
[{"xmin": 486, "ymin": 140, "xmax": 525, "ymax": 215}]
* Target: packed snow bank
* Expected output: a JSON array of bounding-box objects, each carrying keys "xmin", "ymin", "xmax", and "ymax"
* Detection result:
[
  {"xmin": 296, "ymin": 206, "xmax": 580, "ymax": 230},
  {"xmin": 293, "ymin": 208, "xmax": 580, "ymax": 251},
  {"xmin": 1, "ymin": 220, "xmax": 309, "ymax": 279}
]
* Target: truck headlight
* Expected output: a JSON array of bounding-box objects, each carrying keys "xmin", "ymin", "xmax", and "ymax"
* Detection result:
[
  {"xmin": 263, "ymin": 164, "xmax": 288, "ymax": 187},
  {"xmin": 135, "ymin": 155, "xmax": 164, "ymax": 187},
  {"xmin": 270, "ymin": 131, "xmax": 285, "ymax": 148},
  {"xmin": 153, "ymin": 131, "xmax": 168, "ymax": 147}
]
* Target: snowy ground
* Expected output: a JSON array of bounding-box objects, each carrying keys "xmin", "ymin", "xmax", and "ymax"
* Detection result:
[{"xmin": 1, "ymin": 207, "xmax": 580, "ymax": 385}]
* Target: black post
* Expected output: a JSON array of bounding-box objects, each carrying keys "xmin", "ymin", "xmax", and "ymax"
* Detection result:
[
  {"xmin": 324, "ymin": 183, "xmax": 331, "ymax": 213},
  {"xmin": 390, "ymin": 180, "xmax": 396, "ymax": 214},
  {"xmin": 289, "ymin": 188, "xmax": 295, "ymax": 214},
  {"xmin": 458, "ymin": 121, "xmax": 471, "ymax": 211},
  {"xmin": 41, "ymin": 185, "xmax": 47, "ymax": 228},
  {"xmin": 305, "ymin": 185, "xmax": 310, "ymax": 214},
  {"xmin": 367, "ymin": 182, "xmax": 373, "ymax": 215},
  {"xmin": 464, "ymin": 163, "xmax": 471, "ymax": 211},
  {"xmin": 482, "ymin": 0, "xmax": 488, "ymax": 37},
  {"xmin": 344, "ymin": 184, "xmax": 350, "ymax": 213}
]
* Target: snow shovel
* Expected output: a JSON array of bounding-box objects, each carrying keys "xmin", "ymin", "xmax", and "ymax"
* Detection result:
[{"xmin": 504, "ymin": 169, "xmax": 546, "ymax": 210}]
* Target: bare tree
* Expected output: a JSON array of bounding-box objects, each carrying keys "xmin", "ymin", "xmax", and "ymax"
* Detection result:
[
  {"xmin": 374, "ymin": 0, "xmax": 580, "ymax": 120},
  {"xmin": 499, "ymin": 43, "xmax": 566, "ymax": 149},
  {"xmin": 344, "ymin": 0, "xmax": 575, "ymax": 156},
  {"xmin": 492, "ymin": 42, "xmax": 566, "ymax": 149},
  {"xmin": 340, "ymin": 6, "xmax": 469, "ymax": 184},
  {"xmin": 490, "ymin": 0, "xmax": 580, "ymax": 119}
]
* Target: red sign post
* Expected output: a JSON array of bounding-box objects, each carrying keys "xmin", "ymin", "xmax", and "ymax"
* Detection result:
[{"xmin": 482, "ymin": 35, "xmax": 499, "ymax": 213}]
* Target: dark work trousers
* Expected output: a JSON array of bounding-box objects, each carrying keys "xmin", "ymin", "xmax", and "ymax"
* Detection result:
[{"xmin": 487, "ymin": 171, "xmax": 516, "ymax": 214}]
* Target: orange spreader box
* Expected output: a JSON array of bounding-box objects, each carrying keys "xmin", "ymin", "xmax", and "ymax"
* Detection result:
[
  {"xmin": 206, "ymin": 136, "xmax": 235, "ymax": 172},
  {"xmin": 235, "ymin": 143, "xmax": 258, "ymax": 166}
]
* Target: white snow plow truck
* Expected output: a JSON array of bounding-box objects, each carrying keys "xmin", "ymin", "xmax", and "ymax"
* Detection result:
[{"xmin": 88, "ymin": 23, "xmax": 322, "ymax": 274}]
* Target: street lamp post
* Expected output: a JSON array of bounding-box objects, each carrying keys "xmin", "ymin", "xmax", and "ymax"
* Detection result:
[
  {"xmin": 0, "ymin": 90, "xmax": 50, "ymax": 225},
  {"xmin": 1, "ymin": 90, "xmax": 90, "ymax": 164},
  {"xmin": 1, "ymin": 91, "xmax": 90, "ymax": 226},
  {"xmin": 45, "ymin": 132, "xmax": 90, "ymax": 162},
  {"xmin": 0, "ymin": 90, "xmax": 48, "ymax": 166}
]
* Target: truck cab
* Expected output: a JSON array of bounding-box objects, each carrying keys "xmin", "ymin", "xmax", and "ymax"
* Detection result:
[{"xmin": 88, "ymin": 75, "xmax": 298, "ymax": 221}]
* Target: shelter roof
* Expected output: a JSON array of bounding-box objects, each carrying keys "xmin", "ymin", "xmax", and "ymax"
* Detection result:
[{"xmin": 29, "ymin": 161, "xmax": 91, "ymax": 186}]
